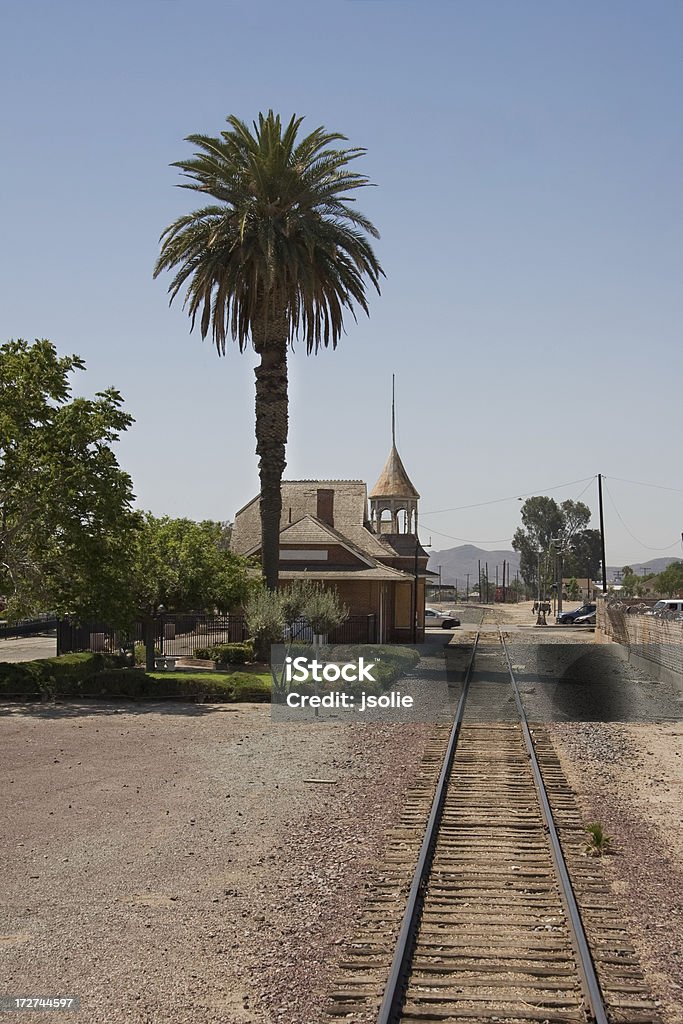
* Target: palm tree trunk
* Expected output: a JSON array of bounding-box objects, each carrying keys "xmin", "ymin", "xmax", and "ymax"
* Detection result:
[{"xmin": 254, "ymin": 339, "xmax": 288, "ymax": 590}]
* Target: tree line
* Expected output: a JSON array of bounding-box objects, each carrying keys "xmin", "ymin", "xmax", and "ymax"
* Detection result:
[{"xmin": 0, "ymin": 339, "xmax": 253, "ymax": 625}]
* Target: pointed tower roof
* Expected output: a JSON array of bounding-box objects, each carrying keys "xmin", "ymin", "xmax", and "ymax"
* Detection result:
[
  {"xmin": 369, "ymin": 374, "xmax": 420, "ymax": 500},
  {"xmin": 369, "ymin": 444, "xmax": 420, "ymax": 500}
]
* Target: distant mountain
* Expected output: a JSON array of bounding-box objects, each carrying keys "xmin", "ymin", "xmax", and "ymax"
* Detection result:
[
  {"xmin": 428, "ymin": 544, "xmax": 520, "ymax": 588},
  {"xmin": 607, "ymin": 557, "xmax": 682, "ymax": 581},
  {"xmin": 428, "ymin": 548, "xmax": 682, "ymax": 587}
]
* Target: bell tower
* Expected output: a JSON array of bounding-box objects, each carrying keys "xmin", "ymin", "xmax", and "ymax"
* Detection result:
[{"xmin": 369, "ymin": 376, "xmax": 420, "ymax": 536}]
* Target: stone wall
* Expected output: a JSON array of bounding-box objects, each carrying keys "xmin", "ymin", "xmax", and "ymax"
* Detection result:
[{"xmin": 598, "ymin": 599, "xmax": 683, "ymax": 681}]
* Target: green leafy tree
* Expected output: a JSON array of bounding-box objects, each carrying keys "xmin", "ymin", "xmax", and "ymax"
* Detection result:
[
  {"xmin": 130, "ymin": 515, "xmax": 253, "ymax": 616},
  {"xmin": 655, "ymin": 561, "xmax": 683, "ymax": 597},
  {"xmin": 246, "ymin": 579, "xmax": 349, "ymax": 669},
  {"xmin": 565, "ymin": 528, "xmax": 602, "ymax": 582},
  {"xmin": 512, "ymin": 497, "xmax": 591, "ymax": 594},
  {"xmin": 566, "ymin": 577, "xmax": 581, "ymax": 600},
  {"xmin": 0, "ymin": 339, "xmax": 138, "ymax": 622},
  {"xmin": 621, "ymin": 572, "xmax": 642, "ymax": 597},
  {"xmin": 245, "ymin": 586, "xmax": 286, "ymax": 664},
  {"xmin": 299, "ymin": 583, "xmax": 348, "ymax": 638},
  {"xmin": 560, "ymin": 500, "xmax": 592, "ymax": 543},
  {"xmin": 154, "ymin": 111, "xmax": 383, "ymax": 591},
  {"xmin": 129, "ymin": 515, "xmax": 254, "ymax": 671}
]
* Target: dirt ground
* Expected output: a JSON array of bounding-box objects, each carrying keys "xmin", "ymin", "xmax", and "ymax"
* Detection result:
[{"xmin": 0, "ymin": 701, "xmax": 431, "ymax": 1024}]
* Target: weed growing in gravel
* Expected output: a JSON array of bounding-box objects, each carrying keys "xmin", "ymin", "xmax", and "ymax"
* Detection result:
[{"xmin": 584, "ymin": 822, "xmax": 612, "ymax": 856}]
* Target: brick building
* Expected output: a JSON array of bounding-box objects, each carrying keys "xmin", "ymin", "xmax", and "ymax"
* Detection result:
[{"xmin": 230, "ymin": 443, "xmax": 430, "ymax": 642}]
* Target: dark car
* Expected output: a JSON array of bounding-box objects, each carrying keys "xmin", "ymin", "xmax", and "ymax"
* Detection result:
[
  {"xmin": 425, "ymin": 608, "xmax": 461, "ymax": 629},
  {"xmin": 557, "ymin": 602, "xmax": 596, "ymax": 624}
]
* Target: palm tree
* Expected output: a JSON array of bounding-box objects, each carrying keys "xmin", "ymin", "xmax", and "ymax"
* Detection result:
[{"xmin": 154, "ymin": 111, "xmax": 383, "ymax": 589}]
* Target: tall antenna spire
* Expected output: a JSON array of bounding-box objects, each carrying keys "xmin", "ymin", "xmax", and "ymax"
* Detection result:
[{"xmin": 391, "ymin": 373, "xmax": 396, "ymax": 447}]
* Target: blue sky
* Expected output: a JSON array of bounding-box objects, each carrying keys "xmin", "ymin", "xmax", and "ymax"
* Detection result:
[{"xmin": 2, "ymin": 0, "xmax": 682, "ymax": 566}]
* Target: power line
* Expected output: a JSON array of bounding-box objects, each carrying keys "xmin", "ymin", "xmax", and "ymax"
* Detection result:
[
  {"xmin": 424, "ymin": 526, "xmax": 514, "ymax": 546},
  {"xmin": 573, "ymin": 477, "xmax": 595, "ymax": 502},
  {"xmin": 603, "ymin": 480, "xmax": 682, "ymax": 552},
  {"xmin": 421, "ymin": 476, "xmax": 595, "ymax": 516},
  {"xmin": 606, "ymin": 475, "xmax": 683, "ymax": 495}
]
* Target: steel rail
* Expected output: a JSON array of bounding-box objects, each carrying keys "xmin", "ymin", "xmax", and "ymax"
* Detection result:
[
  {"xmin": 498, "ymin": 628, "xmax": 610, "ymax": 1024},
  {"xmin": 375, "ymin": 630, "xmax": 480, "ymax": 1024}
]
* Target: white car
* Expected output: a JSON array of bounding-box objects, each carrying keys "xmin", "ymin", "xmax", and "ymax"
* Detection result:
[
  {"xmin": 425, "ymin": 608, "xmax": 461, "ymax": 629},
  {"xmin": 647, "ymin": 600, "xmax": 683, "ymax": 618}
]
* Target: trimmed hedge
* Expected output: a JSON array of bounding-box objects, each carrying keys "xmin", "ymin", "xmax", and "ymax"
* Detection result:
[
  {"xmin": 0, "ymin": 653, "xmax": 123, "ymax": 698},
  {"xmin": 89, "ymin": 670, "xmax": 270, "ymax": 702},
  {"xmin": 0, "ymin": 652, "xmax": 271, "ymax": 704},
  {"xmin": 192, "ymin": 641, "xmax": 254, "ymax": 665}
]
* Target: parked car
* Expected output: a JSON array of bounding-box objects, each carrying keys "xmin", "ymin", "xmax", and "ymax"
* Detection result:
[
  {"xmin": 647, "ymin": 599, "xmax": 683, "ymax": 618},
  {"xmin": 425, "ymin": 608, "xmax": 461, "ymax": 629},
  {"xmin": 557, "ymin": 602, "xmax": 596, "ymax": 624},
  {"xmin": 574, "ymin": 611, "xmax": 596, "ymax": 625}
]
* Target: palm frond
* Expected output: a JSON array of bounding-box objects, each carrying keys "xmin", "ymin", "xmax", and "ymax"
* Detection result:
[{"xmin": 155, "ymin": 110, "xmax": 383, "ymax": 355}]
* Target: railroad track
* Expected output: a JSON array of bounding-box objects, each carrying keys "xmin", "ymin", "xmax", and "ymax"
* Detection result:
[{"xmin": 326, "ymin": 626, "xmax": 660, "ymax": 1024}]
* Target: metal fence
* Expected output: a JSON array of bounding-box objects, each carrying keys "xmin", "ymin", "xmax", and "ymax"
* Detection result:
[
  {"xmin": 157, "ymin": 615, "xmax": 248, "ymax": 656},
  {"xmin": 57, "ymin": 615, "xmax": 248, "ymax": 657},
  {"xmin": 328, "ymin": 614, "xmax": 377, "ymax": 644},
  {"xmin": 0, "ymin": 617, "xmax": 58, "ymax": 640},
  {"xmin": 56, "ymin": 612, "xmax": 375, "ymax": 656}
]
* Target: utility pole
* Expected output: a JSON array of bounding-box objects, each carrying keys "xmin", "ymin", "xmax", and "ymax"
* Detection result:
[
  {"xmin": 466, "ymin": 572, "xmax": 470, "ymax": 601},
  {"xmin": 478, "ymin": 560, "xmax": 481, "ymax": 603},
  {"xmin": 551, "ymin": 537, "xmax": 564, "ymax": 620},
  {"xmin": 557, "ymin": 544, "xmax": 563, "ymax": 617},
  {"xmin": 598, "ymin": 473, "xmax": 608, "ymax": 593},
  {"xmin": 437, "ymin": 565, "xmax": 442, "ymax": 603},
  {"xmin": 485, "ymin": 561, "xmax": 489, "ymax": 604},
  {"xmin": 412, "ymin": 537, "xmax": 419, "ymax": 644}
]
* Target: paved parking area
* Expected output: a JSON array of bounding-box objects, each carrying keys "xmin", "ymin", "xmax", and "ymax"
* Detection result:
[{"xmin": 0, "ymin": 636, "xmax": 57, "ymax": 662}]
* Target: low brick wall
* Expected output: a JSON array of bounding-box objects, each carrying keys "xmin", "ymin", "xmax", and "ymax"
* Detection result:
[{"xmin": 598, "ymin": 600, "xmax": 683, "ymax": 680}]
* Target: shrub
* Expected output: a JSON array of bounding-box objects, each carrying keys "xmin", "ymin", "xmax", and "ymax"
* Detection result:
[
  {"xmin": 147, "ymin": 671, "xmax": 270, "ymax": 703},
  {"xmin": 0, "ymin": 657, "xmax": 272, "ymax": 704},
  {"xmin": 328, "ymin": 644, "xmax": 420, "ymax": 678},
  {"xmin": 80, "ymin": 669, "xmax": 148, "ymax": 699},
  {"xmin": 584, "ymin": 822, "xmax": 612, "ymax": 857},
  {"xmin": 192, "ymin": 641, "xmax": 254, "ymax": 665},
  {"xmin": 245, "ymin": 588, "xmax": 285, "ymax": 657},
  {"xmin": 0, "ymin": 652, "xmax": 124, "ymax": 698},
  {"xmin": 230, "ymin": 675, "xmax": 271, "ymax": 702},
  {"xmin": 302, "ymin": 585, "xmax": 348, "ymax": 636}
]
